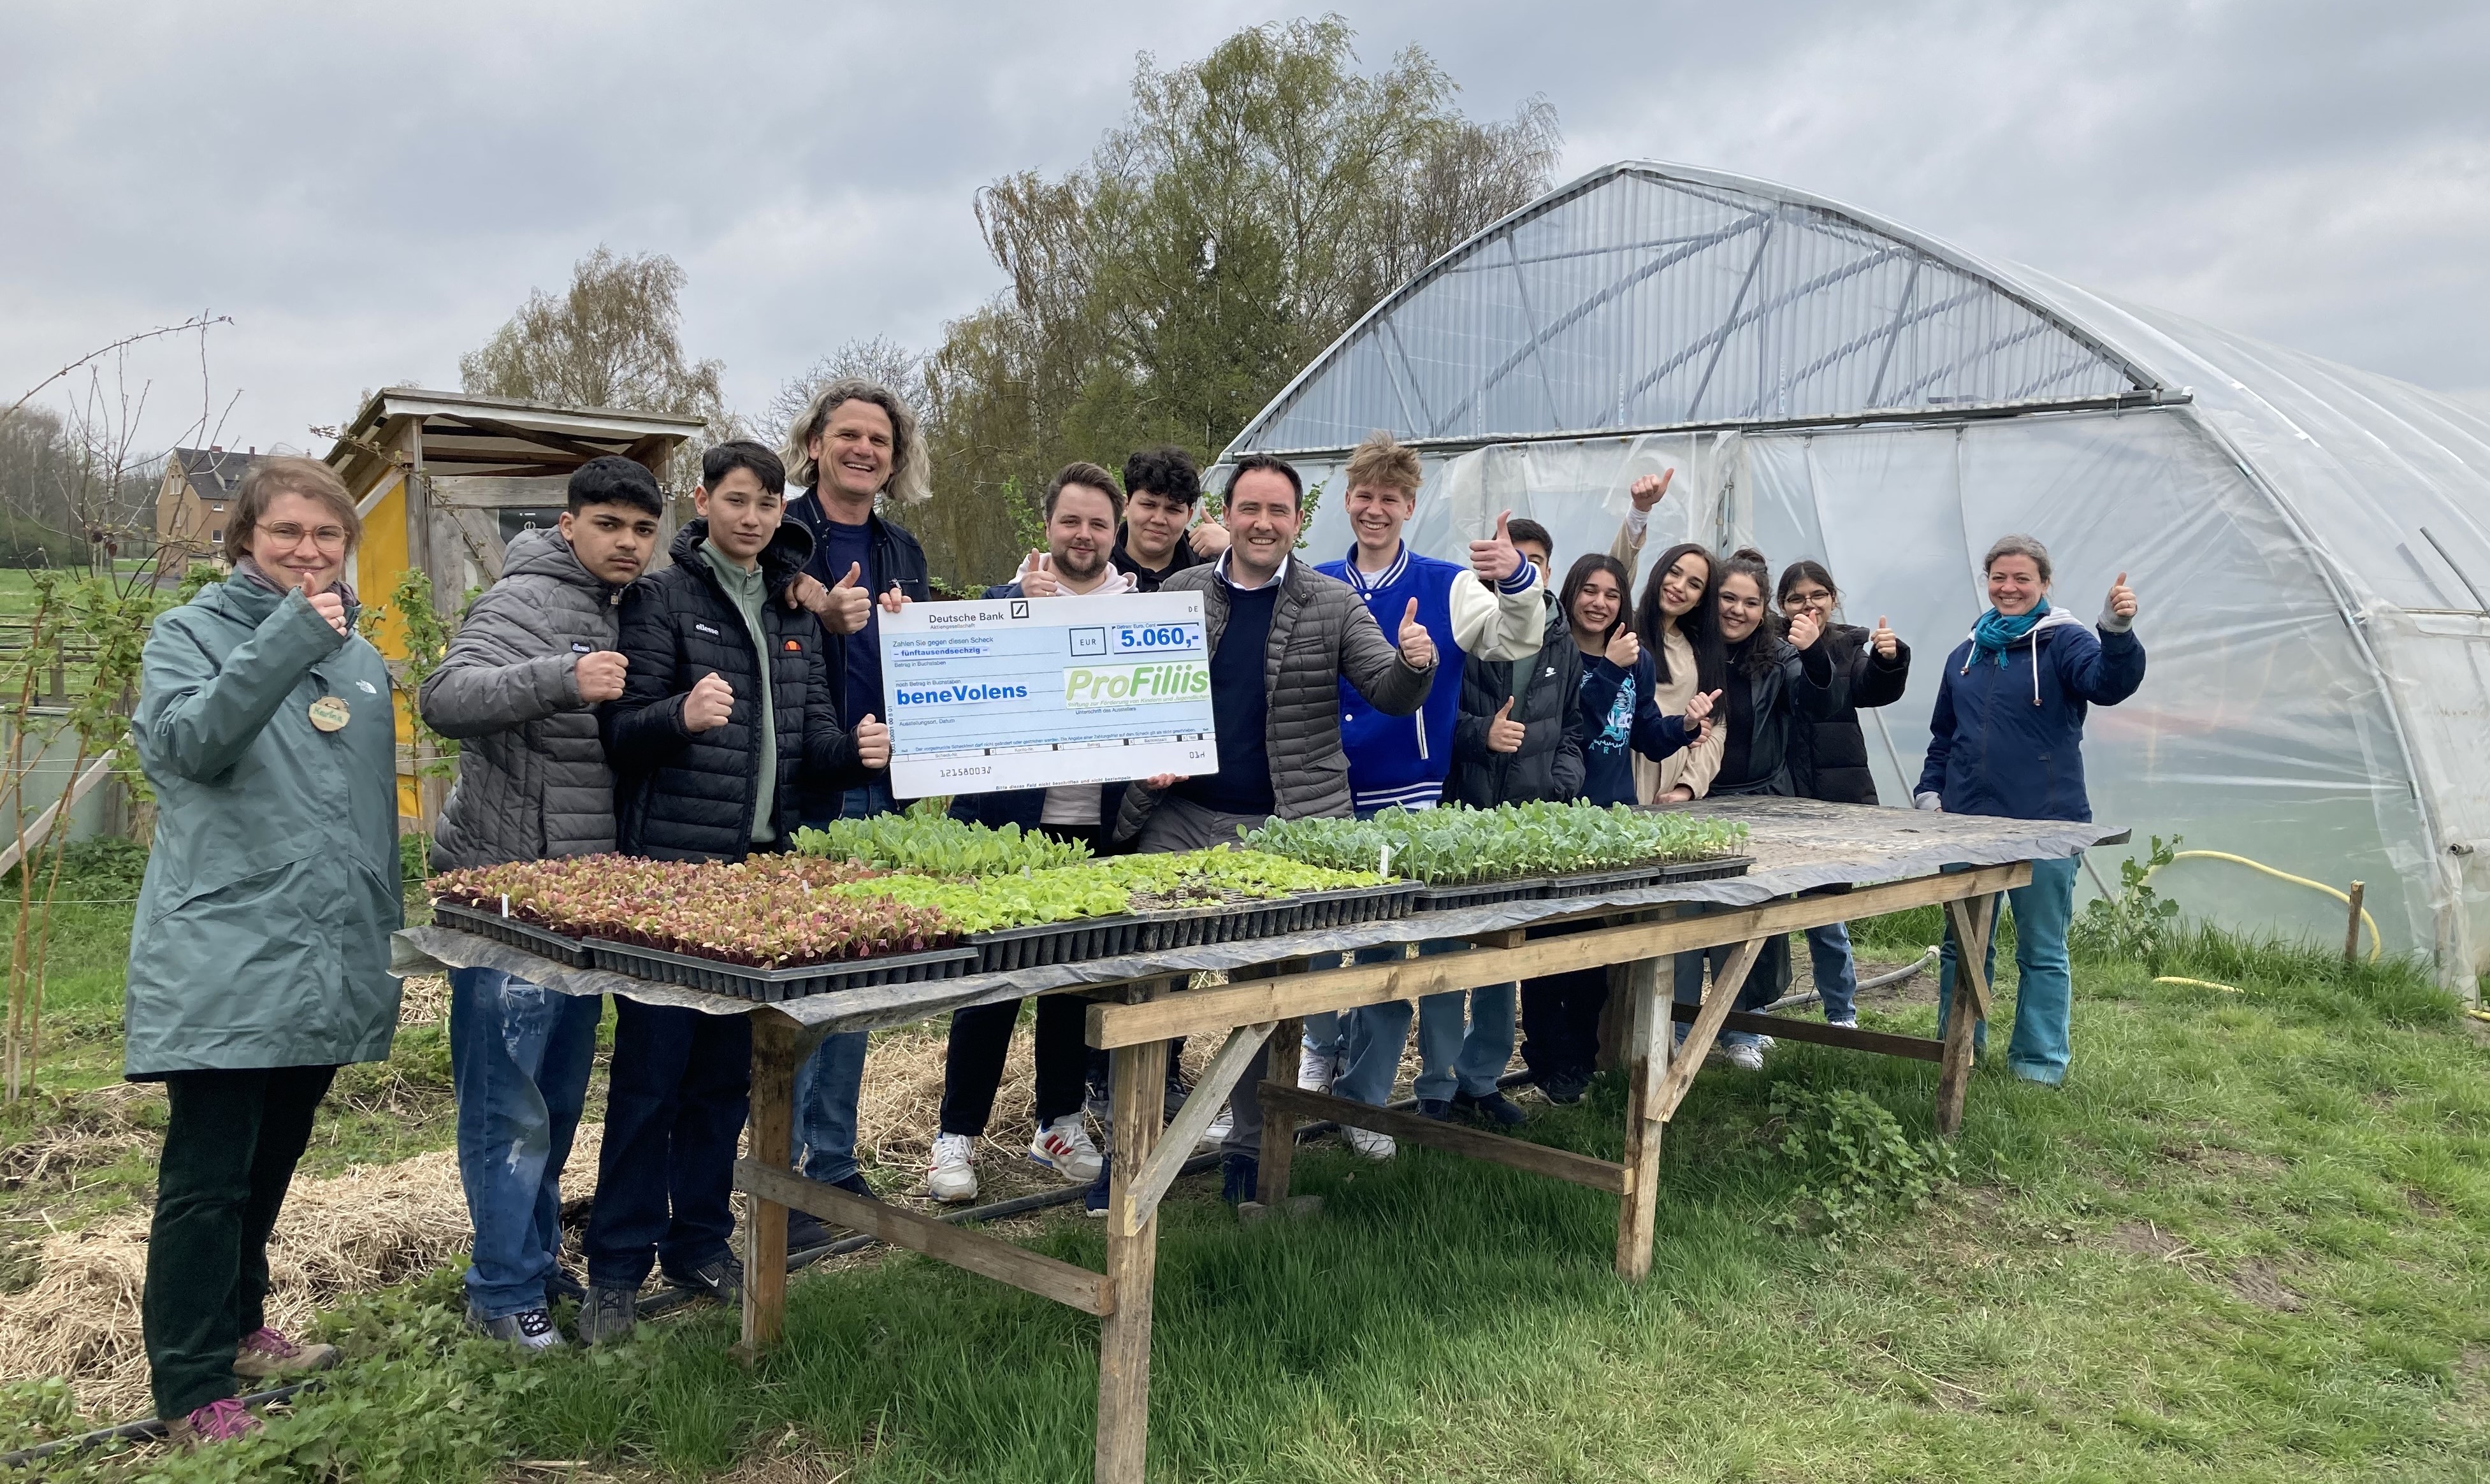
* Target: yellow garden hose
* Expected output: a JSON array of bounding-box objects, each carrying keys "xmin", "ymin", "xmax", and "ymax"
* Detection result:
[
  {"xmin": 2152, "ymin": 976, "xmax": 2241, "ymax": 994},
  {"xmin": 2145, "ymin": 850, "xmax": 2382, "ymax": 963}
]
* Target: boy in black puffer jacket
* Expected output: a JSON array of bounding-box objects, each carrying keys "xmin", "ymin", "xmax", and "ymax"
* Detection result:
[{"xmin": 581, "ymin": 442, "xmax": 888, "ymax": 1345}]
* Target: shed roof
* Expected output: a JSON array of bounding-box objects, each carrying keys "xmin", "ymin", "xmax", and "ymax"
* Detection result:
[{"xmin": 323, "ymin": 387, "xmax": 707, "ymax": 494}]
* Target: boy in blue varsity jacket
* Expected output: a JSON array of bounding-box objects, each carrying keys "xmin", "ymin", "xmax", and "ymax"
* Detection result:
[{"xmin": 1301, "ymin": 432, "xmax": 1545, "ymax": 1150}]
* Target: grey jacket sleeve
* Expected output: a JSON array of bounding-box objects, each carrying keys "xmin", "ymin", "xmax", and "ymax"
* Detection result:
[
  {"xmin": 1338, "ymin": 593, "xmax": 1435, "ymax": 717},
  {"xmin": 418, "ymin": 584, "xmax": 583, "ymax": 740}
]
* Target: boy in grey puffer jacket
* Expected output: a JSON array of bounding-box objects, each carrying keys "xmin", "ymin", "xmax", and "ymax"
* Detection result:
[{"xmin": 417, "ymin": 456, "xmax": 663, "ymax": 1349}]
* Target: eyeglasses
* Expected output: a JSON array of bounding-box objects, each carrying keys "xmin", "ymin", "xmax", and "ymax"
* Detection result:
[{"xmin": 261, "ymin": 522, "xmax": 349, "ymax": 550}]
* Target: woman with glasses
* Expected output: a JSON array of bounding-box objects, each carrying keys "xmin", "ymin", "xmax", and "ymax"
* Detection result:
[
  {"xmin": 126, "ymin": 457, "xmax": 403, "ymax": 1447},
  {"xmin": 1775, "ymin": 559, "xmax": 1911, "ymax": 1029},
  {"xmin": 1672, "ymin": 549, "xmax": 1849, "ymax": 1070}
]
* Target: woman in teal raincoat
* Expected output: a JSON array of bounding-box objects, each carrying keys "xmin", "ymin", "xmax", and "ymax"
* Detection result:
[{"xmin": 127, "ymin": 456, "xmax": 402, "ymax": 1446}]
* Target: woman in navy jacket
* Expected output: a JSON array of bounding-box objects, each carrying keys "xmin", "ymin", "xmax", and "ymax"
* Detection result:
[{"xmin": 1916, "ymin": 534, "xmax": 2145, "ymax": 1085}]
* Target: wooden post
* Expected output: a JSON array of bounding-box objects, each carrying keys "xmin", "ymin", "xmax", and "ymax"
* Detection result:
[
  {"xmin": 1612, "ymin": 956, "xmax": 1667, "ymax": 1281},
  {"xmin": 2343, "ymin": 881, "xmax": 2365, "ymax": 963},
  {"xmin": 1935, "ymin": 894, "xmax": 1996, "ymax": 1139},
  {"xmin": 739, "ymin": 1009, "xmax": 801, "ymax": 1357},
  {"xmin": 1256, "ymin": 1014, "xmax": 1302, "ymax": 1205},
  {"xmin": 1096, "ymin": 990, "xmax": 1169, "ymax": 1484}
]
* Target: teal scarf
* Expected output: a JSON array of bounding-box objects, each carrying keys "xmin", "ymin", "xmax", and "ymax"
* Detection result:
[{"xmin": 1969, "ymin": 599, "xmax": 2048, "ymax": 667}]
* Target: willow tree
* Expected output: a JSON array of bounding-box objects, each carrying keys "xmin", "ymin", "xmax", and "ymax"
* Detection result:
[{"xmin": 917, "ymin": 17, "xmax": 1561, "ymax": 586}]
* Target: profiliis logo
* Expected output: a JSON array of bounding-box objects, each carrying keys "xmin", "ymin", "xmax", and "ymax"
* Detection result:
[{"xmin": 1062, "ymin": 661, "xmax": 1210, "ymax": 707}]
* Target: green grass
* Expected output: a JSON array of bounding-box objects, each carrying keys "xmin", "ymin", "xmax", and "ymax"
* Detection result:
[{"xmin": 20, "ymin": 917, "xmax": 2474, "ymax": 1481}]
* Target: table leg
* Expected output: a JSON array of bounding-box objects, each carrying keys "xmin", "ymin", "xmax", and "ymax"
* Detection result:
[
  {"xmin": 1096, "ymin": 1029, "xmax": 1168, "ymax": 1483},
  {"xmin": 1935, "ymin": 894, "xmax": 1997, "ymax": 1138},
  {"xmin": 740, "ymin": 1009, "xmax": 800, "ymax": 1356},
  {"xmin": 1612, "ymin": 956, "xmax": 1666, "ymax": 1281},
  {"xmin": 1256, "ymin": 1014, "xmax": 1302, "ymax": 1204}
]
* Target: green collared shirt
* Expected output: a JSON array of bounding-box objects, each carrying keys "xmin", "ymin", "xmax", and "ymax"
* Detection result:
[{"xmin": 700, "ymin": 540, "xmax": 776, "ymax": 844}]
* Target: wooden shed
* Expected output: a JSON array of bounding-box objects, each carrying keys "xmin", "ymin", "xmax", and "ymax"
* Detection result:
[{"xmin": 322, "ymin": 388, "xmax": 706, "ymax": 825}]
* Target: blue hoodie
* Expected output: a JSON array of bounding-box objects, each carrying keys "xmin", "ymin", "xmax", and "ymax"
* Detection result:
[
  {"xmin": 1916, "ymin": 609, "xmax": 2146, "ymax": 822},
  {"xmin": 1319, "ymin": 543, "xmax": 1538, "ymax": 816}
]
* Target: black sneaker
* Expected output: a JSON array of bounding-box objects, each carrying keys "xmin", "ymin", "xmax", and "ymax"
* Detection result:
[
  {"xmin": 1084, "ymin": 1153, "xmax": 1111, "ymax": 1217},
  {"xmin": 1541, "ymin": 1072, "xmax": 1588, "ymax": 1106},
  {"xmin": 1415, "ymin": 1098, "xmax": 1453, "ymax": 1121},
  {"xmin": 663, "ymin": 1251, "xmax": 746, "ymax": 1306},
  {"xmin": 543, "ymin": 1264, "xmax": 586, "ymax": 1306},
  {"xmin": 785, "ymin": 1211, "xmax": 832, "ymax": 1254},
  {"xmin": 1220, "ymin": 1153, "xmax": 1259, "ymax": 1204},
  {"xmin": 575, "ymin": 1284, "xmax": 637, "ymax": 1345},
  {"xmin": 1454, "ymin": 1090, "xmax": 1529, "ymax": 1127}
]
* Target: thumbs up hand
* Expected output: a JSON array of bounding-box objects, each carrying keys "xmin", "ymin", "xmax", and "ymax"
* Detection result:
[
  {"xmin": 1396, "ymin": 597, "xmax": 1435, "ymax": 669},
  {"xmin": 1020, "ymin": 549, "xmax": 1062, "ymax": 597},
  {"xmin": 1872, "ymin": 614, "xmax": 1899, "ymax": 660},
  {"xmin": 1684, "ymin": 687, "xmax": 1722, "ymax": 745},
  {"xmin": 1605, "ymin": 625, "xmax": 1641, "ymax": 669},
  {"xmin": 807, "ymin": 561, "xmax": 872, "ymax": 634},
  {"xmin": 1786, "ymin": 607, "xmax": 1824, "ymax": 651},
  {"xmin": 1486, "ymin": 696, "xmax": 1525, "ymax": 754},
  {"xmin": 1630, "ymin": 468, "xmax": 1675, "ymax": 512},
  {"xmin": 853, "ymin": 712, "xmax": 890, "ymax": 770},
  {"xmin": 2105, "ymin": 571, "xmax": 2137, "ymax": 623},
  {"xmin": 1468, "ymin": 509, "xmax": 1525, "ymax": 585}
]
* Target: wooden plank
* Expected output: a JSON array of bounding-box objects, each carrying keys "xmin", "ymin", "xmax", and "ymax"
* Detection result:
[
  {"xmin": 1614, "ymin": 956, "xmax": 1667, "ymax": 1281},
  {"xmin": 1935, "ymin": 893, "xmax": 1996, "ymax": 1138},
  {"xmin": 1121, "ymin": 1022, "xmax": 1272, "ymax": 1236},
  {"xmin": 1256, "ymin": 1083, "xmax": 1630, "ymax": 1193},
  {"xmin": 1086, "ymin": 864, "xmax": 2029, "ymax": 1049},
  {"xmin": 1669, "ymin": 1003, "xmax": 1945, "ymax": 1062},
  {"xmin": 1096, "ymin": 997, "xmax": 1169, "ymax": 1484},
  {"xmin": 1649, "ymin": 937, "xmax": 1766, "ymax": 1123},
  {"xmin": 1256, "ymin": 1015, "xmax": 1302, "ymax": 1206},
  {"xmin": 1461, "ymin": 928, "xmax": 1527, "ymax": 949},
  {"xmin": 738, "ymin": 1010, "xmax": 801, "ymax": 1355},
  {"xmin": 735, "ymin": 1160, "xmax": 1113, "ymax": 1317}
]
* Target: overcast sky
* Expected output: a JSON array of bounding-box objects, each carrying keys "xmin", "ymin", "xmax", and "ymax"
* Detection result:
[{"xmin": 4, "ymin": 0, "xmax": 2486, "ymax": 456}]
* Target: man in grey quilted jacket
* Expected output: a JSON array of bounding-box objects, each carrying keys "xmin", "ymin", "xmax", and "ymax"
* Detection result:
[
  {"xmin": 417, "ymin": 456, "xmax": 662, "ymax": 1350},
  {"xmin": 1091, "ymin": 452, "xmax": 1435, "ymax": 1213}
]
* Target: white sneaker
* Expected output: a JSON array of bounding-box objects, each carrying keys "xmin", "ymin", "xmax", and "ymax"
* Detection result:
[
  {"xmin": 929, "ymin": 1132, "xmax": 980, "ymax": 1203},
  {"xmin": 1754, "ymin": 1035, "xmax": 1776, "ymax": 1051},
  {"xmin": 1029, "ymin": 1114, "xmax": 1104, "ymax": 1183},
  {"xmin": 1709, "ymin": 1041, "xmax": 1765, "ymax": 1072},
  {"xmin": 1298, "ymin": 1046, "xmax": 1336, "ymax": 1093},
  {"xmin": 1344, "ymin": 1126, "xmax": 1397, "ymax": 1161},
  {"xmin": 1827, "ymin": 1016, "xmax": 1858, "ymax": 1030},
  {"xmin": 1199, "ymin": 1106, "xmax": 1233, "ymax": 1151}
]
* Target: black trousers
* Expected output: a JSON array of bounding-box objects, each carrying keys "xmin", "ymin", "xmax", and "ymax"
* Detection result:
[
  {"xmin": 1519, "ymin": 967, "xmax": 1610, "ymax": 1085},
  {"xmin": 144, "ymin": 1063, "xmax": 336, "ymax": 1421},
  {"xmin": 940, "ymin": 992, "xmax": 1086, "ymax": 1135},
  {"xmin": 584, "ymin": 998, "xmax": 750, "ymax": 1288}
]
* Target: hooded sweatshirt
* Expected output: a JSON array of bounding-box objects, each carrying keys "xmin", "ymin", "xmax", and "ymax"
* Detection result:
[{"xmin": 1915, "ymin": 605, "xmax": 2146, "ymax": 822}]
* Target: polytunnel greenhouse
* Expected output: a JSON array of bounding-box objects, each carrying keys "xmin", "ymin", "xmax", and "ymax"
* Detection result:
[{"xmin": 1220, "ymin": 161, "xmax": 2490, "ymax": 994}]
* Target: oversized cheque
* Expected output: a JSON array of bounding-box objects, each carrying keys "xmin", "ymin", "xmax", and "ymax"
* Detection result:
[{"xmin": 878, "ymin": 591, "xmax": 1220, "ymax": 798}]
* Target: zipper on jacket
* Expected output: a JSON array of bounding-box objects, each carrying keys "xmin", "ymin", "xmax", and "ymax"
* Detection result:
[{"xmin": 1414, "ymin": 710, "xmax": 1428, "ymax": 761}]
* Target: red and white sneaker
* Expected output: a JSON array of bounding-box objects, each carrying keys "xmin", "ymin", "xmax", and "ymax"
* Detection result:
[{"xmin": 1029, "ymin": 1114, "xmax": 1103, "ymax": 1183}]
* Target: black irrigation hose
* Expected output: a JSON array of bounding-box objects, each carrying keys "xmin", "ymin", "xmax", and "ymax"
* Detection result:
[{"xmin": 4, "ymin": 1072, "xmax": 1529, "ymax": 1467}]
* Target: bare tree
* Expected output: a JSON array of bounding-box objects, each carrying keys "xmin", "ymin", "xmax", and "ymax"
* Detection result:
[{"xmin": 758, "ymin": 336, "xmax": 927, "ymax": 449}]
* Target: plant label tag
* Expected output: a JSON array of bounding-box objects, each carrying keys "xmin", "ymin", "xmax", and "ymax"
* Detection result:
[
  {"xmin": 308, "ymin": 695, "xmax": 351, "ymax": 732},
  {"xmin": 1379, "ymin": 842, "xmax": 1393, "ymax": 877}
]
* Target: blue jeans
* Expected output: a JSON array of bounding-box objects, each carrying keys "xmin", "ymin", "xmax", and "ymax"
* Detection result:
[
  {"xmin": 449, "ymin": 967, "xmax": 601, "ymax": 1318},
  {"xmin": 584, "ymin": 998, "xmax": 749, "ymax": 1288},
  {"xmin": 1806, "ymin": 921, "xmax": 1858, "ymax": 1022},
  {"xmin": 1937, "ymin": 855, "xmax": 2078, "ymax": 1085},
  {"xmin": 1306, "ymin": 940, "xmax": 1461, "ymax": 1106},
  {"xmin": 1673, "ymin": 934, "xmax": 1788, "ymax": 1049},
  {"xmin": 1414, "ymin": 983, "xmax": 1517, "ymax": 1102},
  {"xmin": 785, "ymin": 782, "xmax": 894, "ymax": 1185}
]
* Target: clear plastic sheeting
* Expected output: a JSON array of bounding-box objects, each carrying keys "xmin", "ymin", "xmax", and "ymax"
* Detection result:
[{"xmin": 1222, "ymin": 161, "xmax": 2490, "ymax": 991}]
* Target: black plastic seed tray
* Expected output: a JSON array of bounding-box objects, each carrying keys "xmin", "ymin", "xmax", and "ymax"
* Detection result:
[
  {"xmin": 584, "ymin": 938, "xmax": 978, "ymax": 1003},
  {"xmin": 967, "ymin": 915, "xmax": 1152, "ymax": 974},
  {"xmin": 1280, "ymin": 880, "xmax": 1425, "ymax": 930},
  {"xmin": 1409, "ymin": 877, "xmax": 1549, "ymax": 912},
  {"xmin": 1655, "ymin": 854, "xmax": 1753, "ymax": 885},
  {"xmin": 432, "ymin": 902, "xmax": 594, "ymax": 968}
]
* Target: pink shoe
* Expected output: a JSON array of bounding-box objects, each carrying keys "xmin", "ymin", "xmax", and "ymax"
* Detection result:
[
  {"xmin": 233, "ymin": 1326, "xmax": 339, "ymax": 1381},
  {"xmin": 166, "ymin": 1397, "xmax": 261, "ymax": 1447}
]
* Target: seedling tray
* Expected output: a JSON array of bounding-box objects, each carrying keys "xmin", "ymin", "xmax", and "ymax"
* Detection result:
[
  {"xmin": 971, "ymin": 881, "xmax": 1426, "ymax": 969},
  {"xmin": 432, "ymin": 902, "xmax": 594, "ymax": 969},
  {"xmin": 969, "ymin": 915, "xmax": 1152, "ymax": 974},
  {"xmin": 584, "ymin": 938, "xmax": 978, "ymax": 1003},
  {"xmin": 1409, "ymin": 878, "xmax": 1549, "ymax": 913},
  {"xmin": 1412, "ymin": 855, "xmax": 1753, "ymax": 911}
]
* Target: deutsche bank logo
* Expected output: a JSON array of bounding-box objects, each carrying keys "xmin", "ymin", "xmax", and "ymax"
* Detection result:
[{"xmin": 1010, "ymin": 600, "xmax": 1031, "ymax": 619}]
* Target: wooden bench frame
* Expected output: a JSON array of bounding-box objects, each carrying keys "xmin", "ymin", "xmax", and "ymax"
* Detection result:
[{"xmin": 735, "ymin": 860, "xmax": 2022, "ymax": 1483}]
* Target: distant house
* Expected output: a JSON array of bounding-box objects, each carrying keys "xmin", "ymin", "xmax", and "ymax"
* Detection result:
[{"xmin": 156, "ymin": 447, "xmax": 266, "ymax": 564}]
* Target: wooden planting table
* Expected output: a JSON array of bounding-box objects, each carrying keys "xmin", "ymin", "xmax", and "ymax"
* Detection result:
[{"xmin": 393, "ymin": 798, "xmax": 2126, "ymax": 1484}]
